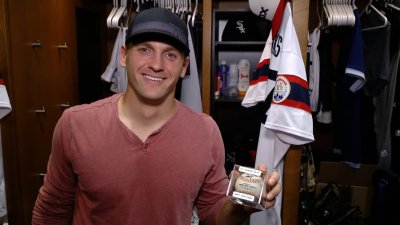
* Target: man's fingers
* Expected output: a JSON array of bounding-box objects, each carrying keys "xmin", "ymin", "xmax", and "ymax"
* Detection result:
[{"xmin": 257, "ymin": 163, "xmax": 267, "ymax": 172}]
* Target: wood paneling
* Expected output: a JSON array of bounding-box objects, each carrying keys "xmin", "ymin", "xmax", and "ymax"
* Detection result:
[
  {"xmin": 201, "ymin": 0, "xmax": 212, "ymax": 115},
  {"xmin": 293, "ymin": 0, "xmax": 310, "ymax": 64},
  {"xmin": 282, "ymin": 146, "xmax": 302, "ymax": 225},
  {"xmin": 0, "ymin": 0, "xmax": 109, "ymax": 224},
  {"xmin": 5, "ymin": 0, "xmax": 79, "ymax": 223}
]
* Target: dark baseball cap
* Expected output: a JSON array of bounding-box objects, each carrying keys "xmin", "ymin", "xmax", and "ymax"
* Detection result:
[
  {"xmin": 222, "ymin": 12, "xmax": 269, "ymax": 42},
  {"xmin": 125, "ymin": 8, "xmax": 189, "ymax": 54}
]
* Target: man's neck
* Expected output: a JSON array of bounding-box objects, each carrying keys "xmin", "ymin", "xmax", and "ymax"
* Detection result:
[{"xmin": 117, "ymin": 92, "xmax": 177, "ymax": 142}]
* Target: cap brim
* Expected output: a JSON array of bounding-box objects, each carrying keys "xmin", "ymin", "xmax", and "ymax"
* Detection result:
[{"xmin": 125, "ymin": 32, "xmax": 189, "ymax": 54}]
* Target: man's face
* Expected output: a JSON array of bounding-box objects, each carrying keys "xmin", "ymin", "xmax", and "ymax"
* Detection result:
[{"xmin": 120, "ymin": 41, "xmax": 189, "ymax": 102}]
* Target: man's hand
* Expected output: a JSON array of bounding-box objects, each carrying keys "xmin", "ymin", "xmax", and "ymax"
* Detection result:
[
  {"xmin": 216, "ymin": 164, "xmax": 282, "ymax": 225},
  {"xmin": 257, "ymin": 163, "xmax": 281, "ymax": 209}
]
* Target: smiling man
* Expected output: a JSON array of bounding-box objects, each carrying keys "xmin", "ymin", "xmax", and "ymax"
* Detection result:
[{"xmin": 32, "ymin": 7, "xmax": 281, "ymax": 225}]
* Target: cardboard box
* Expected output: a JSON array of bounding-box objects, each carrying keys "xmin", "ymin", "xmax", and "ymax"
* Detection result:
[{"xmin": 315, "ymin": 161, "xmax": 378, "ymax": 217}]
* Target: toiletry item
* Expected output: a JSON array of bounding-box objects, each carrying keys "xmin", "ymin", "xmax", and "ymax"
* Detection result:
[
  {"xmin": 228, "ymin": 63, "xmax": 238, "ymax": 97},
  {"xmin": 219, "ymin": 60, "xmax": 229, "ymax": 97},
  {"xmin": 238, "ymin": 59, "xmax": 250, "ymax": 96}
]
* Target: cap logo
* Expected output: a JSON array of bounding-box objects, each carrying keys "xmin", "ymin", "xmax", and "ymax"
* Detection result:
[
  {"xmin": 249, "ymin": 0, "xmax": 280, "ymax": 21},
  {"xmin": 258, "ymin": 7, "xmax": 270, "ymax": 20},
  {"xmin": 236, "ymin": 20, "xmax": 246, "ymax": 34},
  {"xmin": 273, "ymin": 75, "xmax": 290, "ymax": 103}
]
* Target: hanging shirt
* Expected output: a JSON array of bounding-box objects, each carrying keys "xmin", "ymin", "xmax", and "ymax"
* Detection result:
[
  {"xmin": 332, "ymin": 8, "xmax": 369, "ymax": 169},
  {"xmin": 243, "ymin": 1, "xmax": 314, "ymax": 225},
  {"xmin": 361, "ymin": 8, "xmax": 391, "ymax": 97},
  {"xmin": 0, "ymin": 79, "xmax": 11, "ymax": 119},
  {"xmin": 101, "ymin": 27, "xmax": 128, "ymax": 93},
  {"xmin": 266, "ymin": 2, "xmax": 314, "ymax": 146},
  {"xmin": 180, "ymin": 20, "xmax": 203, "ymax": 113},
  {"xmin": 345, "ymin": 8, "xmax": 365, "ymax": 93},
  {"xmin": 308, "ymin": 26, "xmax": 321, "ymax": 112},
  {"xmin": 0, "ymin": 78, "xmax": 12, "ymax": 218},
  {"xmin": 315, "ymin": 28, "xmax": 334, "ymax": 124},
  {"xmin": 374, "ymin": 9, "xmax": 400, "ymax": 170}
]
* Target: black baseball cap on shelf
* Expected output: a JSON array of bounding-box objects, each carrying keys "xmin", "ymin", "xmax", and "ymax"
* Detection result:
[
  {"xmin": 222, "ymin": 12, "xmax": 269, "ymax": 42},
  {"xmin": 125, "ymin": 7, "xmax": 189, "ymax": 54}
]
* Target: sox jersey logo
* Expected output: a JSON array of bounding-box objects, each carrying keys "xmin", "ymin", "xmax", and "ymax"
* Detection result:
[{"xmin": 271, "ymin": 35, "xmax": 282, "ymax": 57}]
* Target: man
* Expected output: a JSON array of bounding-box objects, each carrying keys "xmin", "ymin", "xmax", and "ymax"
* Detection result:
[{"xmin": 32, "ymin": 7, "xmax": 281, "ymax": 225}]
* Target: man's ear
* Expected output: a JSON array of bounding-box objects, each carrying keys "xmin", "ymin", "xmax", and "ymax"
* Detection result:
[
  {"xmin": 180, "ymin": 56, "xmax": 190, "ymax": 78},
  {"xmin": 120, "ymin": 45, "xmax": 127, "ymax": 67}
]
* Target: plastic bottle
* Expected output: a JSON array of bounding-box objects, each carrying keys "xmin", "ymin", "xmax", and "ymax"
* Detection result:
[
  {"xmin": 219, "ymin": 60, "xmax": 229, "ymax": 97},
  {"xmin": 215, "ymin": 70, "xmax": 221, "ymax": 99},
  {"xmin": 228, "ymin": 63, "xmax": 238, "ymax": 97},
  {"xmin": 238, "ymin": 59, "xmax": 250, "ymax": 96}
]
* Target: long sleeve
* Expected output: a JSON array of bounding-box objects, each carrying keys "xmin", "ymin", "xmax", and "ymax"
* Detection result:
[{"xmin": 32, "ymin": 111, "xmax": 76, "ymax": 225}]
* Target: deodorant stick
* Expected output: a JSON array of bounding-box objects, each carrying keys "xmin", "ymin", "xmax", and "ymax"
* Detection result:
[{"xmin": 238, "ymin": 59, "xmax": 250, "ymax": 96}]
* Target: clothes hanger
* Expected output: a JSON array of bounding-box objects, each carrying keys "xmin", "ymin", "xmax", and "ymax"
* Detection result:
[
  {"xmin": 136, "ymin": 0, "xmax": 141, "ymax": 12},
  {"xmin": 326, "ymin": 0, "xmax": 335, "ymax": 26},
  {"xmin": 330, "ymin": 0, "xmax": 339, "ymax": 26},
  {"xmin": 187, "ymin": 14, "xmax": 192, "ymax": 28},
  {"xmin": 360, "ymin": 0, "xmax": 372, "ymax": 15},
  {"xmin": 351, "ymin": 0, "xmax": 358, "ymax": 26},
  {"xmin": 322, "ymin": 0, "xmax": 332, "ymax": 28},
  {"xmin": 388, "ymin": 2, "xmax": 400, "ymax": 11},
  {"xmin": 315, "ymin": 0, "xmax": 322, "ymax": 28},
  {"xmin": 342, "ymin": 0, "xmax": 354, "ymax": 26},
  {"xmin": 324, "ymin": 0, "xmax": 331, "ymax": 25},
  {"xmin": 191, "ymin": 0, "xmax": 198, "ymax": 27},
  {"xmin": 175, "ymin": 0, "xmax": 181, "ymax": 14},
  {"xmin": 335, "ymin": 0, "xmax": 345, "ymax": 26},
  {"xmin": 107, "ymin": 0, "xmax": 119, "ymax": 28},
  {"xmin": 184, "ymin": 0, "xmax": 190, "ymax": 15},
  {"xmin": 337, "ymin": 0, "xmax": 347, "ymax": 26},
  {"xmin": 111, "ymin": 0, "xmax": 128, "ymax": 28},
  {"xmin": 178, "ymin": 0, "xmax": 186, "ymax": 15},
  {"xmin": 330, "ymin": 0, "xmax": 340, "ymax": 26},
  {"xmin": 347, "ymin": 0, "xmax": 356, "ymax": 26},
  {"xmin": 341, "ymin": 0, "xmax": 350, "ymax": 26},
  {"xmin": 362, "ymin": 3, "xmax": 388, "ymax": 31},
  {"xmin": 188, "ymin": 0, "xmax": 192, "ymax": 16},
  {"xmin": 330, "ymin": 0, "xmax": 342, "ymax": 26}
]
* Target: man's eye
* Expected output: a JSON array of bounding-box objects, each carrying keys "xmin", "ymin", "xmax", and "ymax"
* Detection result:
[
  {"xmin": 138, "ymin": 48, "xmax": 151, "ymax": 54},
  {"xmin": 164, "ymin": 52, "xmax": 178, "ymax": 60}
]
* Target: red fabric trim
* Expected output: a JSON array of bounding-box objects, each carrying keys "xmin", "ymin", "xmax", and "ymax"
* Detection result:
[
  {"xmin": 273, "ymin": 99, "xmax": 311, "ymax": 113},
  {"xmin": 271, "ymin": 0, "xmax": 287, "ymax": 39},
  {"xmin": 256, "ymin": 58, "xmax": 270, "ymax": 69},
  {"xmin": 280, "ymin": 74, "xmax": 309, "ymax": 89}
]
